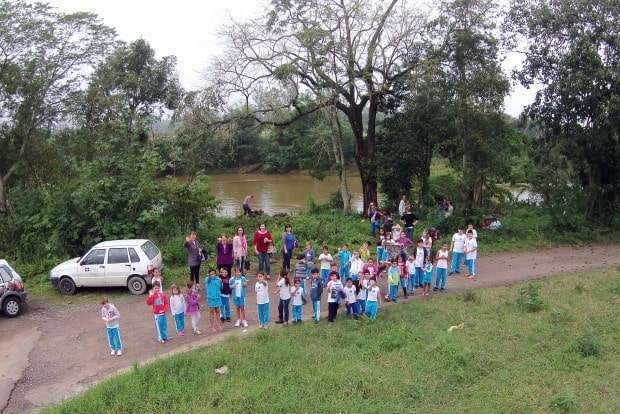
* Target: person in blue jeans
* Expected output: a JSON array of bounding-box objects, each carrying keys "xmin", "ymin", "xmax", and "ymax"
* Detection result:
[
  {"xmin": 281, "ymin": 224, "xmax": 297, "ymax": 272},
  {"xmin": 309, "ymin": 268, "xmax": 323, "ymax": 322},
  {"xmin": 219, "ymin": 268, "xmax": 232, "ymax": 322},
  {"xmin": 100, "ymin": 297, "xmax": 123, "ymax": 356}
]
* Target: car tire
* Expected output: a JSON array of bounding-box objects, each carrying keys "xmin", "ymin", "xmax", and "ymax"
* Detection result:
[
  {"xmin": 2, "ymin": 297, "xmax": 21, "ymax": 317},
  {"xmin": 127, "ymin": 276, "xmax": 147, "ymax": 295},
  {"xmin": 58, "ymin": 277, "xmax": 77, "ymax": 295}
]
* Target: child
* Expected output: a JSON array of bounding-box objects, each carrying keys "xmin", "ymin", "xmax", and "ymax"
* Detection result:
[
  {"xmin": 255, "ymin": 272, "xmax": 270, "ymax": 328},
  {"xmin": 349, "ymin": 251, "xmax": 364, "ymax": 287},
  {"xmin": 169, "ymin": 284, "xmax": 186, "ymax": 336},
  {"xmin": 422, "ymin": 256, "xmax": 433, "ymax": 296},
  {"xmin": 434, "ymin": 244, "xmax": 449, "ymax": 291},
  {"xmin": 343, "ymin": 278, "xmax": 359, "ymax": 319},
  {"xmin": 414, "ymin": 239, "xmax": 426, "ymax": 288},
  {"xmin": 291, "ymin": 279, "xmax": 304, "ymax": 323},
  {"xmin": 100, "ymin": 297, "xmax": 122, "ymax": 356},
  {"xmin": 294, "ymin": 254, "xmax": 307, "ymax": 288},
  {"xmin": 397, "ymin": 255, "xmax": 408, "ymax": 298},
  {"xmin": 229, "ymin": 267, "xmax": 248, "ymax": 328},
  {"xmin": 359, "ymin": 242, "xmax": 371, "ymax": 262},
  {"xmin": 219, "ymin": 268, "xmax": 232, "ymax": 322},
  {"xmin": 146, "ymin": 284, "xmax": 169, "ymax": 343},
  {"xmin": 303, "ymin": 242, "xmax": 315, "ymax": 279},
  {"xmin": 318, "ymin": 246, "xmax": 333, "ymax": 285},
  {"xmin": 185, "ymin": 282, "xmax": 201, "ymax": 335},
  {"xmin": 376, "ymin": 228, "xmax": 386, "ymax": 263},
  {"xmin": 449, "ymin": 228, "xmax": 466, "ymax": 275},
  {"xmin": 406, "ymin": 255, "xmax": 416, "ymax": 295},
  {"xmin": 464, "ymin": 230, "xmax": 478, "ymax": 279},
  {"xmin": 363, "ymin": 258, "xmax": 379, "ymax": 281},
  {"xmin": 357, "ymin": 271, "xmax": 369, "ymax": 313},
  {"xmin": 365, "ymin": 279, "xmax": 381, "ymax": 321},
  {"xmin": 326, "ymin": 271, "xmax": 343, "ymax": 323},
  {"xmin": 336, "ymin": 245, "xmax": 351, "ymax": 281},
  {"xmin": 204, "ymin": 269, "xmax": 223, "ymax": 333},
  {"xmin": 309, "ymin": 268, "xmax": 323, "ymax": 323},
  {"xmin": 276, "ymin": 271, "xmax": 291, "ymax": 325},
  {"xmin": 149, "ymin": 267, "xmax": 163, "ymax": 288},
  {"xmin": 387, "ymin": 259, "xmax": 400, "ymax": 302}
]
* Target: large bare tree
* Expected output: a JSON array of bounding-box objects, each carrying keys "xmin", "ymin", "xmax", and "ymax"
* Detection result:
[{"xmin": 208, "ymin": 0, "xmax": 427, "ymax": 212}]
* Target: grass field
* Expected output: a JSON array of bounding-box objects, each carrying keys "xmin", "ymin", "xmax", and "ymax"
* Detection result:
[{"xmin": 45, "ymin": 268, "xmax": 620, "ymax": 414}]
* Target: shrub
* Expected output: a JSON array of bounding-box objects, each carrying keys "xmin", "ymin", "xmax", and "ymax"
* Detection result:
[
  {"xmin": 462, "ymin": 289, "xmax": 479, "ymax": 303},
  {"xmin": 516, "ymin": 283, "xmax": 544, "ymax": 312},
  {"xmin": 549, "ymin": 389, "xmax": 578, "ymax": 413},
  {"xmin": 571, "ymin": 333, "xmax": 602, "ymax": 358}
]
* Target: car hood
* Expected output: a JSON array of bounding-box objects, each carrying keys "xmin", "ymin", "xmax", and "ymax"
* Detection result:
[{"xmin": 51, "ymin": 257, "xmax": 80, "ymax": 274}]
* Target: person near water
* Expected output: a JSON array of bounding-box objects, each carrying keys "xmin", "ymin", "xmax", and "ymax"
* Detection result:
[
  {"xmin": 365, "ymin": 279, "xmax": 381, "ymax": 321},
  {"xmin": 169, "ymin": 284, "xmax": 186, "ymax": 337},
  {"xmin": 253, "ymin": 223, "xmax": 273, "ymax": 278},
  {"xmin": 434, "ymin": 244, "xmax": 450, "ymax": 291},
  {"xmin": 229, "ymin": 267, "xmax": 248, "ymax": 328},
  {"xmin": 449, "ymin": 228, "xmax": 466, "ymax": 275},
  {"xmin": 242, "ymin": 194, "xmax": 254, "ymax": 216},
  {"xmin": 204, "ymin": 269, "xmax": 223, "ymax": 334},
  {"xmin": 309, "ymin": 268, "xmax": 323, "ymax": 323},
  {"xmin": 184, "ymin": 231, "xmax": 205, "ymax": 285},
  {"xmin": 146, "ymin": 283, "xmax": 169, "ymax": 343},
  {"xmin": 464, "ymin": 230, "xmax": 478, "ymax": 279},
  {"xmin": 100, "ymin": 297, "xmax": 122, "ymax": 356},
  {"xmin": 290, "ymin": 279, "xmax": 304, "ymax": 323},
  {"xmin": 255, "ymin": 272, "xmax": 270, "ymax": 328},
  {"xmin": 185, "ymin": 282, "xmax": 201, "ymax": 335},
  {"xmin": 232, "ymin": 226, "xmax": 248, "ymax": 272},
  {"xmin": 281, "ymin": 224, "xmax": 297, "ymax": 272},
  {"xmin": 318, "ymin": 245, "xmax": 333, "ymax": 285},
  {"xmin": 276, "ymin": 271, "xmax": 292, "ymax": 325},
  {"xmin": 219, "ymin": 268, "xmax": 232, "ymax": 322},
  {"xmin": 343, "ymin": 278, "xmax": 359, "ymax": 318},
  {"xmin": 216, "ymin": 234, "xmax": 234, "ymax": 277}
]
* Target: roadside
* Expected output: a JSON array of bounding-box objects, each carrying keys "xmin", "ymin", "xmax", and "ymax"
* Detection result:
[{"xmin": 2, "ymin": 244, "xmax": 620, "ymax": 413}]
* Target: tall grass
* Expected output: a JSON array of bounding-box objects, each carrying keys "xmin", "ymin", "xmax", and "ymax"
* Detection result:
[{"xmin": 46, "ymin": 268, "xmax": 620, "ymax": 414}]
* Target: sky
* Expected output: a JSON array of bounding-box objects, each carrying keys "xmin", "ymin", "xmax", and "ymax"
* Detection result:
[{"xmin": 40, "ymin": 0, "xmax": 537, "ymax": 117}]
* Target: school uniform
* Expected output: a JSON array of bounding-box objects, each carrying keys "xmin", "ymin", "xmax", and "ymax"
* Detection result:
[
  {"xmin": 343, "ymin": 285, "xmax": 359, "ymax": 317},
  {"xmin": 255, "ymin": 282, "xmax": 270, "ymax": 326},
  {"xmin": 170, "ymin": 294, "xmax": 186, "ymax": 334},
  {"xmin": 349, "ymin": 258, "xmax": 364, "ymax": 282},
  {"xmin": 406, "ymin": 259, "xmax": 416, "ymax": 294},
  {"xmin": 230, "ymin": 275, "xmax": 248, "ymax": 307},
  {"xmin": 310, "ymin": 278, "xmax": 323, "ymax": 321},
  {"xmin": 336, "ymin": 250, "xmax": 351, "ymax": 280},
  {"xmin": 365, "ymin": 286, "xmax": 380, "ymax": 320},
  {"xmin": 291, "ymin": 286, "xmax": 304, "ymax": 322},
  {"xmin": 357, "ymin": 279, "xmax": 368, "ymax": 313},
  {"xmin": 387, "ymin": 266, "xmax": 400, "ymax": 301},
  {"xmin": 318, "ymin": 253, "xmax": 333, "ymax": 285},
  {"xmin": 450, "ymin": 233, "xmax": 466, "ymax": 274},
  {"xmin": 414, "ymin": 247, "xmax": 425, "ymax": 287},
  {"xmin": 423, "ymin": 262, "xmax": 433, "ymax": 285},
  {"xmin": 146, "ymin": 292, "xmax": 169, "ymax": 341},
  {"xmin": 464, "ymin": 238, "xmax": 478, "ymax": 276},
  {"xmin": 101, "ymin": 304, "xmax": 122, "ymax": 352},
  {"xmin": 435, "ymin": 250, "xmax": 449, "ymax": 290},
  {"xmin": 204, "ymin": 277, "xmax": 223, "ymax": 308},
  {"xmin": 219, "ymin": 275, "xmax": 232, "ymax": 320}
]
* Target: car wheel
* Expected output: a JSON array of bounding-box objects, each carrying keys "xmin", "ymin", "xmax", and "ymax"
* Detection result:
[
  {"xmin": 127, "ymin": 276, "xmax": 147, "ymax": 295},
  {"xmin": 2, "ymin": 297, "xmax": 21, "ymax": 317},
  {"xmin": 58, "ymin": 277, "xmax": 77, "ymax": 295}
]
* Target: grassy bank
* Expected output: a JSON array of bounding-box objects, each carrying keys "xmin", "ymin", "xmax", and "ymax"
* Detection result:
[{"xmin": 45, "ymin": 268, "xmax": 620, "ymax": 413}]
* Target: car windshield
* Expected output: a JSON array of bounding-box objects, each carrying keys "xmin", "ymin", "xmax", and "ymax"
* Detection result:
[
  {"xmin": 0, "ymin": 266, "xmax": 13, "ymax": 283},
  {"xmin": 141, "ymin": 241, "xmax": 160, "ymax": 260}
]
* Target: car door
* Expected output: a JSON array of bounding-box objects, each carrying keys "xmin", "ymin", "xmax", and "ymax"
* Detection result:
[
  {"xmin": 78, "ymin": 249, "xmax": 107, "ymax": 287},
  {"xmin": 105, "ymin": 248, "xmax": 131, "ymax": 287}
]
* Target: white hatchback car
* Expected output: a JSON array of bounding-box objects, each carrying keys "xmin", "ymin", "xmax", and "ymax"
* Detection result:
[{"xmin": 49, "ymin": 239, "xmax": 163, "ymax": 295}]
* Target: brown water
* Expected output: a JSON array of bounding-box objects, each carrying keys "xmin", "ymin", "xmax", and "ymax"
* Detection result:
[{"xmin": 209, "ymin": 172, "xmax": 364, "ymax": 217}]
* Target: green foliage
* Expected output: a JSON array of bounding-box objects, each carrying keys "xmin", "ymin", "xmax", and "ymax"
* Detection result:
[
  {"xmin": 516, "ymin": 283, "xmax": 544, "ymax": 312},
  {"xmin": 549, "ymin": 389, "xmax": 579, "ymax": 413},
  {"xmin": 571, "ymin": 334, "xmax": 603, "ymax": 359}
]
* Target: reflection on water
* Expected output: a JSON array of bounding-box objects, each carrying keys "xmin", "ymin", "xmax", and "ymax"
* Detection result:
[{"xmin": 209, "ymin": 172, "xmax": 364, "ymax": 217}]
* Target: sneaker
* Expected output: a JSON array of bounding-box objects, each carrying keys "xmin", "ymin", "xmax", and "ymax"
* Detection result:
[
  {"xmin": 226, "ymin": 317, "xmax": 232, "ymax": 322},
  {"xmin": 194, "ymin": 330, "xmax": 202, "ymax": 335},
  {"xmin": 116, "ymin": 350, "xmax": 122, "ymax": 356},
  {"xmin": 234, "ymin": 320, "xmax": 241, "ymax": 327},
  {"xmin": 220, "ymin": 317, "xmax": 225, "ymax": 322},
  {"xmin": 466, "ymin": 275, "xmax": 475, "ymax": 280},
  {"xmin": 179, "ymin": 331, "xmax": 185, "ymax": 337},
  {"xmin": 159, "ymin": 339, "xmax": 165, "ymax": 344},
  {"xmin": 110, "ymin": 350, "xmax": 116, "ymax": 356},
  {"xmin": 433, "ymin": 287, "xmax": 438, "ymax": 291},
  {"xmin": 242, "ymin": 320, "xmax": 248, "ymax": 327},
  {"xmin": 440, "ymin": 288, "xmax": 446, "ymax": 292}
]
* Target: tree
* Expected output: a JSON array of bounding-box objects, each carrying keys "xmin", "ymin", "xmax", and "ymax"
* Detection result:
[
  {"xmin": 87, "ymin": 39, "xmax": 182, "ymax": 143},
  {"xmin": 432, "ymin": 0, "xmax": 510, "ymax": 213},
  {"xmin": 208, "ymin": 0, "xmax": 428, "ymax": 213},
  {"xmin": 0, "ymin": 0, "xmax": 116, "ymax": 212},
  {"xmin": 507, "ymin": 0, "xmax": 620, "ymax": 223}
]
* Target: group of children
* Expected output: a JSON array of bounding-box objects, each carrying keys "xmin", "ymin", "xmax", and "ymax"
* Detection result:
[{"xmin": 100, "ymin": 225, "xmax": 478, "ymax": 356}]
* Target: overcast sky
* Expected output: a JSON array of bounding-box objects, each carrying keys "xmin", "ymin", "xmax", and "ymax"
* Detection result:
[{"xmin": 41, "ymin": 0, "xmax": 536, "ymax": 117}]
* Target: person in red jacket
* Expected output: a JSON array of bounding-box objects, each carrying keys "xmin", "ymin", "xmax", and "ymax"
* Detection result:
[
  {"xmin": 253, "ymin": 223, "xmax": 273, "ymax": 278},
  {"xmin": 146, "ymin": 284, "xmax": 170, "ymax": 343}
]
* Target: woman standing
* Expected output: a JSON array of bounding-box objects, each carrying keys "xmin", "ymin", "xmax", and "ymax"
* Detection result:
[
  {"xmin": 216, "ymin": 234, "xmax": 234, "ymax": 276},
  {"xmin": 253, "ymin": 223, "xmax": 273, "ymax": 278},
  {"xmin": 233, "ymin": 226, "xmax": 248, "ymax": 271},
  {"xmin": 184, "ymin": 231, "xmax": 204, "ymax": 284},
  {"xmin": 281, "ymin": 224, "xmax": 297, "ymax": 272}
]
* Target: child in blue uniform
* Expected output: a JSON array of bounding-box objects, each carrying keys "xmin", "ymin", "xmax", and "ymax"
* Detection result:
[
  {"xmin": 101, "ymin": 297, "xmax": 122, "ymax": 356},
  {"xmin": 422, "ymin": 256, "xmax": 433, "ymax": 296},
  {"xmin": 255, "ymin": 272, "xmax": 270, "ymax": 328},
  {"xmin": 204, "ymin": 269, "xmax": 223, "ymax": 333},
  {"xmin": 365, "ymin": 279, "xmax": 381, "ymax": 320},
  {"xmin": 309, "ymin": 268, "xmax": 323, "ymax": 323},
  {"xmin": 291, "ymin": 279, "xmax": 304, "ymax": 323},
  {"xmin": 230, "ymin": 267, "xmax": 248, "ymax": 328},
  {"xmin": 336, "ymin": 245, "xmax": 351, "ymax": 281}
]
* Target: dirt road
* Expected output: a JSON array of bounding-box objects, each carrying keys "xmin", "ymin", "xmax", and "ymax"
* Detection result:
[{"xmin": 2, "ymin": 244, "xmax": 620, "ymax": 413}]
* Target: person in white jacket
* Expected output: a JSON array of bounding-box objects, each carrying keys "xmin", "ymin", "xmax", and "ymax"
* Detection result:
[
  {"xmin": 169, "ymin": 285, "xmax": 187, "ymax": 336},
  {"xmin": 100, "ymin": 297, "xmax": 122, "ymax": 356}
]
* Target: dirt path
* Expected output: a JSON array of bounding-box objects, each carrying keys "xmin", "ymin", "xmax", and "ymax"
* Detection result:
[{"xmin": 2, "ymin": 244, "xmax": 620, "ymax": 413}]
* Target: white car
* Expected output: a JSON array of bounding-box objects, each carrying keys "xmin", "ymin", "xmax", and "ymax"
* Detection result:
[{"xmin": 49, "ymin": 239, "xmax": 163, "ymax": 295}]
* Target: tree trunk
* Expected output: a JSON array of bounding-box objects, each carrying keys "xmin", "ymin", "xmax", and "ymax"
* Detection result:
[
  {"xmin": 0, "ymin": 176, "xmax": 8, "ymax": 213},
  {"xmin": 326, "ymin": 106, "xmax": 352, "ymax": 213}
]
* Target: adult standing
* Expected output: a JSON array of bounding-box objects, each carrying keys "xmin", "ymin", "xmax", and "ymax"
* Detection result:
[
  {"xmin": 184, "ymin": 231, "xmax": 205, "ymax": 285},
  {"xmin": 253, "ymin": 223, "xmax": 273, "ymax": 278},
  {"xmin": 242, "ymin": 194, "xmax": 254, "ymax": 216},
  {"xmin": 233, "ymin": 226, "xmax": 248, "ymax": 271},
  {"xmin": 401, "ymin": 205, "xmax": 418, "ymax": 241},
  {"xmin": 449, "ymin": 228, "xmax": 466, "ymax": 275},
  {"xmin": 216, "ymin": 234, "xmax": 234, "ymax": 276},
  {"xmin": 281, "ymin": 224, "xmax": 297, "ymax": 272}
]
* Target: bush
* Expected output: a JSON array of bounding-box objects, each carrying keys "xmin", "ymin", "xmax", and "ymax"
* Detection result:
[
  {"xmin": 571, "ymin": 333, "xmax": 602, "ymax": 358},
  {"xmin": 516, "ymin": 283, "xmax": 544, "ymax": 312},
  {"xmin": 549, "ymin": 389, "xmax": 578, "ymax": 413}
]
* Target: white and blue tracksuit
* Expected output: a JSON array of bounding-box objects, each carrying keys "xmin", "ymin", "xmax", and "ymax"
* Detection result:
[{"xmin": 101, "ymin": 304, "xmax": 122, "ymax": 352}]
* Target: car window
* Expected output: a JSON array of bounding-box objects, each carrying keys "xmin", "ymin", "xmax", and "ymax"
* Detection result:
[
  {"xmin": 0, "ymin": 266, "xmax": 13, "ymax": 283},
  {"xmin": 108, "ymin": 248, "xmax": 129, "ymax": 264},
  {"xmin": 141, "ymin": 241, "xmax": 160, "ymax": 260},
  {"xmin": 81, "ymin": 249, "xmax": 106, "ymax": 266},
  {"xmin": 128, "ymin": 248, "xmax": 141, "ymax": 263}
]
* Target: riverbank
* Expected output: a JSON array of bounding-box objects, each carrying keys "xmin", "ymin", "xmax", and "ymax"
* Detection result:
[{"xmin": 36, "ymin": 261, "xmax": 620, "ymax": 413}]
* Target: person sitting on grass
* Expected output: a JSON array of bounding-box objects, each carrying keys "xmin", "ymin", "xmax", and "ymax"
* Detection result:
[
  {"xmin": 146, "ymin": 282, "xmax": 170, "ymax": 343},
  {"xmin": 343, "ymin": 278, "xmax": 360, "ymax": 319},
  {"xmin": 204, "ymin": 269, "xmax": 223, "ymax": 334},
  {"xmin": 229, "ymin": 267, "xmax": 248, "ymax": 328},
  {"xmin": 290, "ymin": 279, "xmax": 304, "ymax": 323},
  {"xmin": 364, "ymin": 278, "xmax": 381, "ymax": 321},
  {"xmin": 100, "ymin": 297, "xmax": 122, "ymax": 356},
  {"xmin": 255, "ymin": 272, "xmax": 270, "ymax": 329},
  {"xmin": 169, "ymin": 284, "xmax": 186, "ymax": 337}
]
